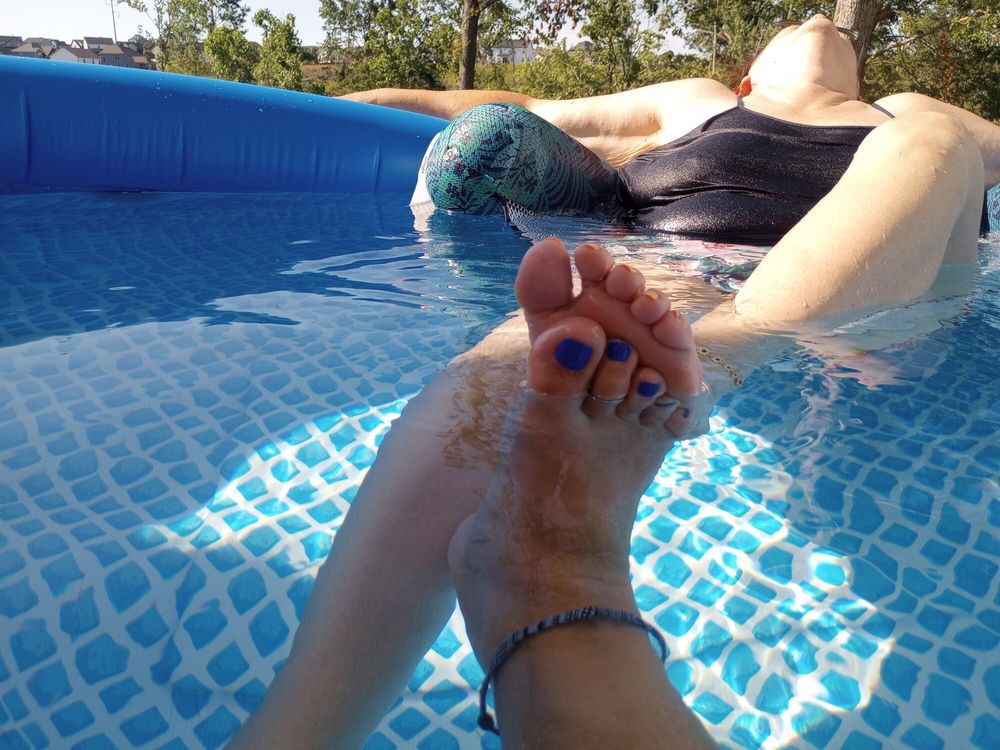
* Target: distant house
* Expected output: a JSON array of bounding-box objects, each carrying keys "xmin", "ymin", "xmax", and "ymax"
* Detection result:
[
  {"xmin": 99, "ymin": 44, "xmax": 134, "ymax": 67},
  {"xmin": 131, "ymin": 54, "xmax": 150, "ymax": 70},
  {"xmin": 50, "ymin": 46, "xmax": 100, "ymax": 64},
  {"xmin": 488, "ymin": 38, "xmax": 535, "ymax": 65},
  {"xmin": 0, "ymin": 36, "xmax": 23, "ymax": 55},
  {"xmin": 10, "ymin": 43, "xmax": 46, "ymax": 58},
  {"xmin": 18, "ymin": 38, "xmax": 62, "ymax": 57},
  {"xmin": 570, "ymin": 40, "xmax": 594, "ymax": 56},
  {"xmin": 84, "ymin": 36, "xmax": 114, "ymax": 52},
  {"xmin": 71, "ymin": 39, "xmax": 86, "ymax": 48}
]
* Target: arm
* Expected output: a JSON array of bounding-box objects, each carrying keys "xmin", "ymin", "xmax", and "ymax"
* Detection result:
[
  {"xmin": 343, "ymin": 79, "xmax": 734, "ymax": 165},
  {"xmin": 339, "ymin": 87, "xmax": 533, "ymax": 120},
  {"xmin": 875, "ymin": 92, "xmax": 1000, "ymax": 187}
]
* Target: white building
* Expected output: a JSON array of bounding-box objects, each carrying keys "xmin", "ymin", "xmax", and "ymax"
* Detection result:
[
  {"xmin": 99, "ymin": 44, "xmax": 133, "ymax": 67},
  {"xmin": 50, "ymin": 46, "xmax": 100, "ymax": 64},
  {"xmin": 488, "ymin": 38, "xmax": 535, "ymax": 65},
  {"xmin": 84, "ymin": 36, "xmax": 114, "ymax": 52}
]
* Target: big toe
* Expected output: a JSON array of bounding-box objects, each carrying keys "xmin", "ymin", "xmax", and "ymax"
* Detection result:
[
  {"xmin": 527, "ymin": 317, "xmax": 606, "ymax": 397},
  {"xmin": 515, "ymin": 238, "xmax": 575, "ymax": 317}
]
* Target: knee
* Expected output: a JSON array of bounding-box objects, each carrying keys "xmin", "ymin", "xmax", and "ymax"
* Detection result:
[
  {"xmin": 867, "ymin": 111, "xmax": 973, "ymax": 158},
  {"xmin": 423, "ymin": 103, "xmax": 537, "ymax": 214}
]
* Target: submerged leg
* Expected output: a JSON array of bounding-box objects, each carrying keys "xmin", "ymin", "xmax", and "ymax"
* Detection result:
[
  {"xmin": 734, "ymin": 111, "xmax": 985, "ymax": 323},
  {"xmin": 683, "ymin": 111, "xmax": 985, "ymax": 399},
  {"xmin": 448, "ymin": 315, "xmax": 717, "ymax": 748},
  {"xmin": 226, "ymin": 240, "xmax": 701, "ymax": 749}
]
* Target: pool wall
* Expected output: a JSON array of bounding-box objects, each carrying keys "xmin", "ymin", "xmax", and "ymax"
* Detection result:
[{"xmin": 0, "ymin": 57, "xmax": 446, "ymax": 194}]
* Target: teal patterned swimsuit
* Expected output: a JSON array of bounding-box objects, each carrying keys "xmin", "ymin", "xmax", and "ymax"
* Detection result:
[{"xmin": 422, "ymin": 102, "xmax": 626, "ymax": 218}]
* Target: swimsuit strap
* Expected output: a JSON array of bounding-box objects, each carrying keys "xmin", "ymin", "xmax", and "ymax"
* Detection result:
[
  {"xmin": 740, "ymin": 94, "xmax": 895, "ymax": 120},
  {"xmin": 870, "ymin": 101, "xmax": 896, "ymax": 118}
]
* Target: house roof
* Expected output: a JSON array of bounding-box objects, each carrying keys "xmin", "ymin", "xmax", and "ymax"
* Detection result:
[
  {"xmin": 0, "ymin": 36, "xmax": 23, "ymax": 46},
  {"xmin": 84, "ymin": 36, "xmax": 114, "ymax": 45},
  {"xmin": 100, "ymin": 44, "xmax": 126, "ymax": 55},
  {"xmin": 55, "ymin": 46, "xmax": 99, "ymax": 60},
  {"xmin": 11, "ymin": 43, "xmax": 42, "ymax": 54},
  {"xmin": 495, "ymin": 38, "xmax": 531, "ymax": 49}
]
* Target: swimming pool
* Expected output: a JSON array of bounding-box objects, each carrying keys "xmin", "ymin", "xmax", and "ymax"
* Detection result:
[{"xmin": 1, "ymin": 190, "xmax": 998, "ymax": 750}]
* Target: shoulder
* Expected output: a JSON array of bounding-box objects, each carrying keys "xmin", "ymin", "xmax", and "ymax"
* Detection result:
[
  {"xmin": 872, "ymin": 92, "xmax": 939, "ymax": 116},
  {"xmin": 642, "ymin": 78, "xmax": 736, "ymax": 104},
  {"xmin": 649, "ymin": 79, "xmax": 737, "ymax": 143}
]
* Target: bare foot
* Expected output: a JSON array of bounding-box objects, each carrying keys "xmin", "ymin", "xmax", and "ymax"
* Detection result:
[
  {"xmin": 515, "ymin": 238, "xmax": 703, "ymax": 400},
  {"xmin": 448, "ymin": 312, "xmax": 691, "ymax": 659}
]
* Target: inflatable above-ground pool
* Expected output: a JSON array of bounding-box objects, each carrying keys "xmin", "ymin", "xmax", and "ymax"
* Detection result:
[
  {"xmin": 1, "ymin": 55, "xmax": 999, "ymax": 231},
  {"xmin": 2, "ymin": 55, "xmax": 1000, "ymax": 750},
  {"xmin": 0, "ymin": 56, "xmax": 446, "ymax": 194}
]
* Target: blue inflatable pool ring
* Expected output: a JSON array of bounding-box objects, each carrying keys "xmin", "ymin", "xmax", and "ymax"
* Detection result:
[{"xmin": 0, "ymin": 57, "xmax": 447, "ymax": 194}]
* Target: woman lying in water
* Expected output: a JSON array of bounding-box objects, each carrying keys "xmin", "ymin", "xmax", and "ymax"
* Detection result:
[
  {"xmin": 225, "ymin": 15, "xmax": 993, "ymax": 749},
  {"xmin": 346, "ymin": 13, "xmax": 998, "ymax": 240}
]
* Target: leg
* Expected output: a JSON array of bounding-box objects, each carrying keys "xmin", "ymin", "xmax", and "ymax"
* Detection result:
[
  {"xmin": 226, "ymin": 241, "xmax": 701, "ymax": 749},
  {"xmin": 448, "ymin": 316, "xmax": 717, "ymax": 749},
  {"xmin": 680, "ymin": 112, "xmax": 984, "ymax": 403},
  {"xmin": 734, "ymin": 111, "xmax": 985, "ymax": 323}
]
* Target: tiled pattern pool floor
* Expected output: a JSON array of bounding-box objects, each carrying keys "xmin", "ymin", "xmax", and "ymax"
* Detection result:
[{"xmin": 1, "ymin": 194, "xmax": 998, "ymax": 749}]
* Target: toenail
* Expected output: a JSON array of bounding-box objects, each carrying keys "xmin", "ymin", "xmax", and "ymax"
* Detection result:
[
  {"xmin": 607, "ymin": 340, "xmax": 630, "ymax": 362},
  {"xmin": 555, "ymin": 339, "xmax": 593, "ymax": 371},
  {"xmin": 638, "ymin": 381, "xmax": 660, "ymax": 398},
  {"xmin": 682, "ymin": 408, "xmax": 691, "ymax": 418}
]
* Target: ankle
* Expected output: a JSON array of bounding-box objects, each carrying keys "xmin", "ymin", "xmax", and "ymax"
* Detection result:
[{"xmin": 461, "ymin": 571, "xmax": 638, "ymax": 664}]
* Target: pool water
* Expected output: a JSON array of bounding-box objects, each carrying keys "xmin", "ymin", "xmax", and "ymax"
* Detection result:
[{"xmin": 1, "ymin": 192, "xmax": 998, "ymax": 750}]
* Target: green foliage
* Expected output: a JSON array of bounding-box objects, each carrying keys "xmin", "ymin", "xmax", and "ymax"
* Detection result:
[
  {"xmin": 580, "ymin": 0, "xmax": 646, "ymax": 91},
  {"xmin": 866, "ymin": 0, "xmax": 1000, "ymax": 119},
  {"xmin": 252, "ymin": 9, "xmax": 304, "ymax": 90},
  {"xmin": 163, "ymin": 0, "xmax": 212, "ymax": 76},
  {"xmin": 207, "ymin": 0, "xmax": 250, "ymax": 30},
  {"xmin": 205, "ymin": 25, "xmax": 258, "ymax": 82},
  {"xmin": 125, "ymin": 0, "xmax": 1000, "ymax": 122},
  {"xmin": 320, "ymin": 0, "xmax": 460, "ymax": 93}
]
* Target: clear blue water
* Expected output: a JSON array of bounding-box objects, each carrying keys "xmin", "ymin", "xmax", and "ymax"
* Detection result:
[{"xmin": 1, "ymin": 191, "xmax": 998, "ymax": 750}]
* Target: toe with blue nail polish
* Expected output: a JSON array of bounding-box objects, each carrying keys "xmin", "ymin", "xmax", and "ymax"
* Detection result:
[
  {"xmin": 607, "ymin": 340, "xmax": 631, "ymax": 362},
  {"xmin": 555, "ymin": 339, "xmax": 594, "ymax": 371}
]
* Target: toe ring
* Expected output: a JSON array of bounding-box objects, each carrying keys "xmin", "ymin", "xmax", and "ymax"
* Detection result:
[{"xmin": 586, "ymin": 392, "xmax": 626, "ymax": 404}]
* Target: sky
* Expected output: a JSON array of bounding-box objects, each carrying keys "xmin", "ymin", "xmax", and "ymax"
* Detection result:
[
  {"xmin": 2, "ymin": 1, "xmax": 327, "ymax": 45},
  {"xmin": 2, "ymin": 0, "xmax": 592, "ymax": 47}
]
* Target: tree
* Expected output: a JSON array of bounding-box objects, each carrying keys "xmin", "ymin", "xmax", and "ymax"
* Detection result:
[
  {"xmin": 252, "ymin": 9, "xmax": 304, "ymax": 90},
  {"xmin": 865, "ymin": 0, "xmax": 1000, "ymax": 119},
  {"xmin": 163, "ymin": 0, "xmax": 212, "ymax": 75},
  {"xmin": 580, "ymin": 0, "xmax": 646, "ymax": 91},
  {"xmin": 459, "ymin": 0, "xmax": 585, "ymax": 89},
  {"xmin": 833, "ymin": 0, "xmax": 889, "ymax": 68},
  {"xmin": 122, "ymin": 0, "xmax": 250, "ymax": 70},
  {"xmin": 207, "ymin": 0, "xmax": 249, "ymax": 29},
  {"xmin": 205, "ymin": 25, "xmax": 259, "ymax": 82},
  {"xmin": 319, "ymin": 0, "xmax": 460, "ymax": 92}
]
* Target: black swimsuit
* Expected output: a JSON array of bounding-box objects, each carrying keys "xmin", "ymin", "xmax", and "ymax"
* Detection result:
[
  {"xmin": 620, "ymin": 98, "xmax": 895, "ymax": 241},
  {"xmin": 423, "ymin": 99, "xmax": 902, "ymax": 243}
]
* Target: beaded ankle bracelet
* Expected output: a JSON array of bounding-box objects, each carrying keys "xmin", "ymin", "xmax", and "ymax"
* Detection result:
[
  {"xmin": 477, "ymin": 606, "xmax": 668, "ymax": 735},
  {"xmin": 697, "ymin": 346, "xmax": 743, "ymax": 388}
]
